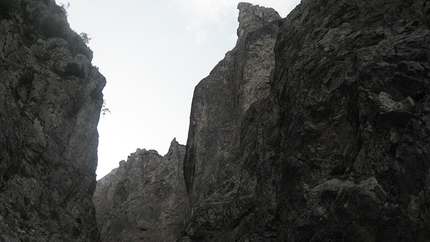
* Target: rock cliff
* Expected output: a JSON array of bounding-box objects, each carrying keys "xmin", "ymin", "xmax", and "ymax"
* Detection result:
[
  {"xmin": 0, "ymin": 0, "xmax": 105, "ymax": 241},
  {"xmin": 93, "ymin": 139, "xmax": 188, "ymax": 241},
  {"xmin": 183, "ymin": 3, "xmax": 283, "ymax": 240},
  {"xmin": 272, "ymin": 0, "xmax": 430, "ymax": 240},
  {"xmin": 93, "ymin": 0, "xmax": 430, "ymax": 241},
  {"xmin": 183, "ymin": 0, "xmax": 430, "ymax": 241}
]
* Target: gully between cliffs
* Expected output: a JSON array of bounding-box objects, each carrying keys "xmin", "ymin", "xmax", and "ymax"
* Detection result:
[{"xmin": 1, "ymin": 0, "xmax": 429, "ymax": 241}]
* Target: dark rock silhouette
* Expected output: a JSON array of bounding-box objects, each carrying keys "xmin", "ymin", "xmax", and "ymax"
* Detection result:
[{"xmin": 0, "ymin": 0, "xmax": 105, "ymax": 241}]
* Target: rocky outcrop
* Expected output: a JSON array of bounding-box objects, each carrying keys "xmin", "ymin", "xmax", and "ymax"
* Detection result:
[
  {"xmin": 93, "ymin": 139, "xmax": 188, "ymax": 241},
  {"xmin": 183, "ymin": 3, "xmax": 282, "ymax": 240},
  {"xmin": 0, "ymin": 0, "xmax": 105, "ymax": 241},
  {"xmin": 183, "ymin": 0, "xmax": 430, "ymax": 241}
]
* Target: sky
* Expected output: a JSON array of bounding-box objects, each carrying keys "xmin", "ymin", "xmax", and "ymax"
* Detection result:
[{"xmin": 61, "ymin": 0, "xmax": 301, "ymax": 179}]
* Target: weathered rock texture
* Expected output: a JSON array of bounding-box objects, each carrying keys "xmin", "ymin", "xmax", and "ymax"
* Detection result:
[
  {"xmin": 92, "ymin": 1, "xmax": 430, "ymax": 241},
  {"xmin": 270, "ymin": 0, "xmax": 430, "ymax": 240},
  {"xmin": 183, "ymin": 3, "xmax": 283, "ymax": 241},
  {"xmin": 0, "ymin": 0, "xmax": 105, "ymax": 241},
  {"xmin": 183, "ymin": 0, "xmax": 430, "ymax": 241},
  {"xmin": 93, "ymin": 139, "xmax": 188, "ymax": 241}
]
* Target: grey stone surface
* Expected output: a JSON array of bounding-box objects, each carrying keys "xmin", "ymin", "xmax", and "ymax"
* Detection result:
[
  {"xmin": 0, "ymin": 0, "xmax": 105, "ymax": 241},
  {"xmin": 271, "ymin": 0, "xmax": 430, "ymax": 240},
  {"xmin": 94, "ymin": 139, "xmax": 188, "ymax": 242},
  {"xmin": 183, "ymin": 3, "xmax": 282, "ymax": 241},
  {"xmin": 80, "ymin": 0, "xmax": 430, "ymax": 241},
  {"xmin": 183, "ymin": 0, "xmax": 430, "ymax": 241}
]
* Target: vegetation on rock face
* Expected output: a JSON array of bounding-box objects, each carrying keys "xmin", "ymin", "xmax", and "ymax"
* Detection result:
[
  {"xmin": 101, "ymin": 100, "xmax": 111, "ymax": 116},
  {"xmin": 79, "ymin": 32, "xmax": 91, "ymax": 44}
]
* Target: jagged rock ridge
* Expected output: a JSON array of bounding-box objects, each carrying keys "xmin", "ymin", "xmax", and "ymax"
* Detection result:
[
  {"xmin": 94, "ymin": 0, "xmax": 430, "ymax": 241},
  {"xmin": 0, "ymin": 0, "xmax": 105, "ymax": 241},
  {"xmin": 93, "ymin": 139, "xmax": 188, "ymax": 241}
]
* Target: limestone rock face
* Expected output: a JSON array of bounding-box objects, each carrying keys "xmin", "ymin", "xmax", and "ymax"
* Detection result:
[
  {"xmin": 93, "ymin": 139, "xmax": 188, "ymax": 242},
  {"xmin": 183, "ymin": 3, "xmax": 282, "ymax": 241},
  {"xmin": 183, "ymin": 0, "xmax": 430, "ymax": 241},
  {"xmin": 0, "ymin": 0, "xmax": 105, "ymax": 241}
]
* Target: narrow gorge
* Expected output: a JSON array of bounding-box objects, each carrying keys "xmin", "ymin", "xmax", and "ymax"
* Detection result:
[{"xmin": 1, "ymin": 0, "xmax": 430, "ymax": 241}]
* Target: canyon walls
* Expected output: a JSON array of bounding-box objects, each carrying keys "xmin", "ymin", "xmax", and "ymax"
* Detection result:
[{"xmin": 93, "ymin": 0, "xmax": 430, "ymax": 241}]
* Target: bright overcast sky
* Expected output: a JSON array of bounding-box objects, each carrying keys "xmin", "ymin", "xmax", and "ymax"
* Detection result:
[{"xmin": 61, "ymin": 0, "xmax": 301, "ymax": 179}]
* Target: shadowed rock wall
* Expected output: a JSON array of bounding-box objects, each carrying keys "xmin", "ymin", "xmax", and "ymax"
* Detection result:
[
  {"xmin": 0, "ymin": 0, "xmax": 105, "ymax": 241},
  {"xmin": 183, "ymin": 0, "xmax": 430, "ymax": 241},
  {"xmin": 271, "ymin": 0, "xmax": 430, "ymax": 240}
]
